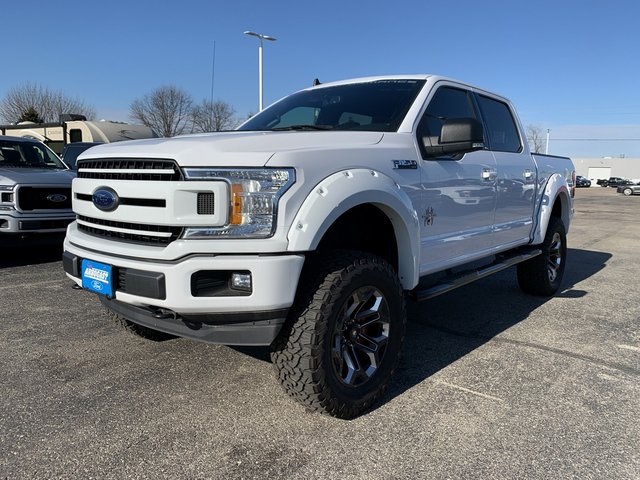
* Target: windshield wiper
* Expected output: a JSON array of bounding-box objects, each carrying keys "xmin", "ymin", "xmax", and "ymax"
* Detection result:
[{"xmin": 271, "ymin": 124, "xmax": 334, "ymax": 131}]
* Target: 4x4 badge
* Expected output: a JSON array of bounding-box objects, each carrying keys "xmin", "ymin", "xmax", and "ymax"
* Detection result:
[{"xmin": 423, "ymin": 207, "xmax": 437, "ymax": 226}]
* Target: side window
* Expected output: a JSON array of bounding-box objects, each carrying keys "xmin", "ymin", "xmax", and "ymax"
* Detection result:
[
  {"xmin": 69, "ymin": 128, "xmax": 83, "ymax": 143},
  {"xmin": 419, "ymin": 86, "xmax": 477, "ymax": 138},
  {"xmin": 476, "ymin": 95, "xmax": 521, "ymax": 153},
  {"xmin": 45, "ymin": 140, "xmax": 64, "ymax": 155},
  {"xmin": 416, "ymin": 86, "xmax": 478, "ymax": 158}
]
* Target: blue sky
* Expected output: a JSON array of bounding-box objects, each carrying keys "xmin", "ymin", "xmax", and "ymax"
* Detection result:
[{"xmin": 1, "ymin": 0, "xmax": 639, "ymax": 158}]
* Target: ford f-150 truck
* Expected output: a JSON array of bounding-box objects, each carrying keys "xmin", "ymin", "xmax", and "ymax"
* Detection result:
[
  {"xmin": 1, "ymin": 135, "xmax": 75, "ymax": 242},
  {"xmin": 63, "ymin": 75, "xmax": 575, "ymax": 418}
]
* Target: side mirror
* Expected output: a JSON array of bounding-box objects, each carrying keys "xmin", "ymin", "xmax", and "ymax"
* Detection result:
[{"xmin": 423, "ymin": 117, "xmax": 485, "ymax": 158}]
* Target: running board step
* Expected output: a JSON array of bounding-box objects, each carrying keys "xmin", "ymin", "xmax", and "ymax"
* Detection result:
[{"xmin": 410, "ymin": 249, "xmax": 542, "ymax": 302}]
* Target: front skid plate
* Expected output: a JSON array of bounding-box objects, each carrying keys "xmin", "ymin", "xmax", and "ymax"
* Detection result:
[{"xmin": 100, "ymin": 296, "xmax": 286, "ymax": 346}]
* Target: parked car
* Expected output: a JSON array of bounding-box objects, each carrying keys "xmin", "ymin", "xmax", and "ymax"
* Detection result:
[
  {"xmin": 576, "ymin": 175, "xmax": 591, "ymax": 187},
  {"xmin": 61, "ymin": 142, "xmax": 102, "ymax": 169},
  {"xmin": 0, "ymin": 135, "xmax": 75, "ymax": 243},
  {"xmin": 597, "ymin": 177, "xmax": 633, "ymax": 188},
  {"xmin": 617, "ymin": 184, "xmax": 640, "ymax": 196}
]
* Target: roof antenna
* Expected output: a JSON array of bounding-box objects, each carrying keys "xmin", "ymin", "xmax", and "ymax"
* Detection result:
[{"xmin": 312, "ymin": 78, "xmax": 321, "ymax": 86}]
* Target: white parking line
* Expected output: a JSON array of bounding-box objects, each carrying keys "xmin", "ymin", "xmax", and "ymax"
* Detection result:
[
  {"xmin": 0, "ymin": 279, "xmax": 61, "ymax": 291},
  {"xmin": 617, "ymin": 344, "xmax": 640, "ymax": 353},
  {"xmin": 436, "ymin": 380, "xmax": 505, "ymax": 402}
]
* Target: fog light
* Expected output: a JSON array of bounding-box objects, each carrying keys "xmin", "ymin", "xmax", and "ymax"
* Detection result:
[{"xmin": 231, "ymin": 272, "xmax": 252, "ymax": 292}]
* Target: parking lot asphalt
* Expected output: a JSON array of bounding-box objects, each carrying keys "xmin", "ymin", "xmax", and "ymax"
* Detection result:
[{"xmin": 1, "ymin": 187, "xmax": 638, "ymax": 479}]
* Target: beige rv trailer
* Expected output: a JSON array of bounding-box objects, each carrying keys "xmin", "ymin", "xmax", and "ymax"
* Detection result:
[{"xmin": 0, "ymin": 116, "xmax": 156, "ymax": 154}]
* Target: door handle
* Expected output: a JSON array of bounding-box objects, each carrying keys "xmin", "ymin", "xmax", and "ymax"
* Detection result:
[
  {"xmin": 482, "ymin": 168, "xmax": 496, "ymax": 181},
  {"xmin": 523, "ymin": 169, "xmax": 533, "ymax": 179}
]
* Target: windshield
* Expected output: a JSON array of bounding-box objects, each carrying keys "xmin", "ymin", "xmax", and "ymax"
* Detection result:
[
  {"xmin": 239, "ymin": 79, "xmax": 426, "ymax": 132},
  {"xmin": 0, "ymin": 139, "xmax": 67, "ymax": 169}
]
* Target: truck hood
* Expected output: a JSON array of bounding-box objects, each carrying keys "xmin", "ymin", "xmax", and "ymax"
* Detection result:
[
  {"xmin": 79, "ymin": 131, "xmax": 385, "ymax": 167},
  {"xmin": 0, "ymin": 167, "xmax": 76, "ymax": 185}
]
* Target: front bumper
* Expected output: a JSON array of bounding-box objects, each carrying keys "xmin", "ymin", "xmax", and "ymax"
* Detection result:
[
  {"xmin": 0, "ymin": 212, "xmax": 75, "ymax": 233},
  {"xmin": 63, "ymin": 239, "xmax": 305, "ymax": 345}
]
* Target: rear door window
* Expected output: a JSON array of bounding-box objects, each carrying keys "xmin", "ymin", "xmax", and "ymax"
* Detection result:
[{"xmin": 476, "ymin": 95, "xmax": 522, "ymax": 153}]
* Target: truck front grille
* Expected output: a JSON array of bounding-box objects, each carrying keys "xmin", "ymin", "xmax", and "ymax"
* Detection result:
[
  {"xmin": 17, "ymin": 186, "xmax": 72, "ymax": 210},
  {"xmin": 77, "ymin": 215, "xmax": 183, "ymax": 246},
  {"xmin": 74, "ymin": 158, "xmax": 189, "ymax": 246},
  {"xmin": 77, "ymin": 159, "xmax": 183, "ymax": 181}
]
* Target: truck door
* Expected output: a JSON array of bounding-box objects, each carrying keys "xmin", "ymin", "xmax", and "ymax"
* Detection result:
[
  {"xmin": 475, "ymin": 94, "xmax": 536, "ymax": 246},
  {"xmin": 416, "ymin": 85, "xmax": 497, "ymax": 274}
]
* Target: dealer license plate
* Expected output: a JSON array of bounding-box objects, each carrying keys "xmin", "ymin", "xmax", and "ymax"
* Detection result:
[{"xmin": 81, "ymin": 259, "xmax": 113, "ymax": 297}]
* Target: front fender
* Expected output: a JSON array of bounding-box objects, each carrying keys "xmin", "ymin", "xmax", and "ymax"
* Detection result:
[
  {"xmin": 286, "ymin": 169, "xmax": 420, "ymax": 289},
  {"xmin": 532, "ymin": 173, "xmax": 573, "ymax": 244}
]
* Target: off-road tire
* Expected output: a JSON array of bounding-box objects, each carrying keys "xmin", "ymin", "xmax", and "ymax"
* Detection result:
[
  {"xmin": 271, "ymin": 251, "xmax": 406, "ymax": 419},
  {"xmin": 517, "ymin": 216, "xmax": 567, "ymax": 296},
  {"xmin": 105, "ymin": 308, "xmax": 176, "ymax": 342}
]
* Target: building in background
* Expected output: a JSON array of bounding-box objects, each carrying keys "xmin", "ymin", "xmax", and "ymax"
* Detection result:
[{"xmin": 572, "ymin": 157, "xmax": 640, "ymax": 184}]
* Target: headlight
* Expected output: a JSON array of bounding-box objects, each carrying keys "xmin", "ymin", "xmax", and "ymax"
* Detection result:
[
  {"xmin": 181, "ymin": 168, "xmax": 295, "ymax": 238},
  {"xmin": 0, "ymin": 185, "xmax": 15, "ymax": 207}
]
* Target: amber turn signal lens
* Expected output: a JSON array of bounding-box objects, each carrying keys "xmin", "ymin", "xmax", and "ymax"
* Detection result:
[{"xmin": 230, "ymin": 183, "xmax": 244, "ymax": 224}]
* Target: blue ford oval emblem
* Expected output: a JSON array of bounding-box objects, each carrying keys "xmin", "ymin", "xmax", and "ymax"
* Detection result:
[
  {"xmin": 47, "ymin": 193, "xmax": 67, "ymax": 203},
  {"xmin": 92, "ymin": 187, "xmax": 119, "ymax": 212}
]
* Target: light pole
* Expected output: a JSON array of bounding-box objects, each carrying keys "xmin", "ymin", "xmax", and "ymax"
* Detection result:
[
  {"xmin": 545, "ymin": 128, "xmax": 550, "ymax": 154},
  {"xmin": 244, "ymin": 31, "xmax": 276, "ymax": 111}
]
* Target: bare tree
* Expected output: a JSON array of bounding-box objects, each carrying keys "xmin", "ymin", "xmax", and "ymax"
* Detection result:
[
  {"xmin": 18, "ymin": 106, "xmax": 44, "ymax": 124},
  {"xmin": 130, "ymin": 86, "xmax": 193, "ymax": 137},
  {"xmin": 0, "ymin": 83, "xmax": 96, "ymax": 124},
  {"xmin": 191, "ymin": 100, "xmax": 237, "ymax": 133},
  {"xmin": 526, "ymin": 125, "xmax": 546, "ymax": 153}
]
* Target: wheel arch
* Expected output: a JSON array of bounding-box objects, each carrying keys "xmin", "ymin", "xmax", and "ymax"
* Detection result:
[
  {"xmin": 532, "ymin": 173, "xmax": 573, "ymax": 245},
  {"xmin": 287, "ymin": 169, "xmax": 420, "ymax": 289}
]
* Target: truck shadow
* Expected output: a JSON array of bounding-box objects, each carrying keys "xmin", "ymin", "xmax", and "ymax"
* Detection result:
[
  {"xmin": 0, "ymin": 239, "xmax": 64, "ymax": 268},
  {"xmin": 386, "ymin": 247, "xmax": 611, "ymax": 405},
  {"xmin": 222, "ymin": 248, "xmax": 611, "ymax": 417}
]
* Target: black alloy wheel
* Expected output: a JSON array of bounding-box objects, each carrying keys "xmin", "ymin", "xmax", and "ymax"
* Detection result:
[{"xmin": 271, "ymin": 251, "xmax": 406, "ymax": 419}]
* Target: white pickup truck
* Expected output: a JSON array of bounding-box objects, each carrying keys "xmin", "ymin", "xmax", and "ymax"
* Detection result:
[{"xmin": 63, "ymin": 75, "xmax": 575, "ymax": 418}]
